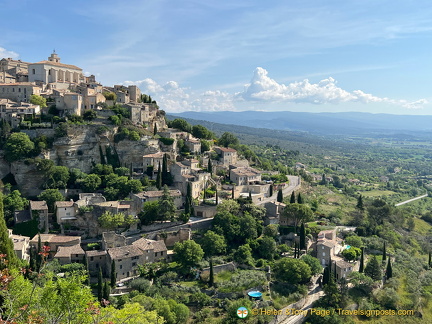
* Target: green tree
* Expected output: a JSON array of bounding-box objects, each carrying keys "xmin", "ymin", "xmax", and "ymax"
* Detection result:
[
  {"xmin": 207, "ymin": 159, "xmax": 212, "ymax": 174},
  {"xmin": 111, "ymin": 260, "xmax": 117, "ymax": 287},
  {"xmin": 83, "ymin": 109, "xmax": 97, "ymax": 121},
  {"xmin": 98, "ymin": 211, "xmax": 137, "ymax": 230},
  {"xmin": 255, "ymin": 236, "xmax": 276, "ymax": 260},
  {"xmin": 153, "ymin": 123, "xmax": 157, "ymax": 135},
  {"xmin": 80, "ymin": 174, "xmax": 102, "ymax": 192},
  {"xmin": 297, "ymin": 192, "xmax": 303, "ymax": 204},
  {"xmin": 344, "ymin": 235, "xmax": 363, "ymax": 248},
  {"xmin": 277, "ymin": 189, "xmax": 283, "ymax": 203},
  {"xmin": 173, "ymin": 240, "xmax": 204, "ymax": 269},
  {"xmin": 30, "ymin": 94, "xmax": 47, "ymax": 108},
  {"xmin": 342, "ymin": 247, "xmax": 361, "ymax": 262},
  {"xmin": 382, "ymin": 241, "xmax": 387, "ymax": 263},
  {"xmin": 158, "ymin": 185, "xmax": 176, "ymax": 221},
  {"xmin": 200, "ymin": 139, "xmax": 211, "ymax": 153},
  {"xmin": 3, "ymin": 190, "xmax": 28, "ymax": 224},
  {"xmin": 103, "ymin": 281, "xmax": 110, "ymax": 301},
  {"xmin": 359, "ymin": 247, "xmax": 364, "ymax": 273},
  {"xmin": 282, "ymin": 203, "xmax": 314, "ymax": 229},
  {"xmin": 364, "ymin": 255, "xmax": 382, "ymax": 281},
  {"xmin": 263, "ymin": 224, "xmax": 278, "ymax": 239},
  {"xmin": 200, "ymin": 230, "xmax": 227, "ymax": 257},
  {"xmin": 301, "ymin": 255, "xmax": 322, "ymax": 276},
  {"xmin": 273, "ymin": 258, "xmax": 311, "ymax": 284},
  {"xmin": 218, "ymin": 132, "xmax": 239, "ymax": 147},
  {"xmin": 290, "ymin": 191, "xmax": 296, "ymax": 203},
  {"xmin": 322, "ymin": 274, "xmax": 342, "ymax": 308},
  {"xmin": 233, "ymin": 244, "xmax": 254, "ymax": 266},
  {"xmin": 356, "ymin": 195, "xmax": 364, "ymax": 210},
  {"xmin": 47, "ymin": 165, "xmax": 70, "ymax": 189},
  {"xmin": 386, "ymin": 258, "xmax": 393, "ymax": 280},
  {"xmin": 156, "ymin": 162, "xmax": 162, "ymax": 189},
  {"xmin": 38, "ymin": 189, "xmax": 63, "ymax": 212},
  {"xmin": 209, "ymin": 259, "xmax": 214, "ymax": 287},
  {"xmin": 0, "ymin": 193, "xmax": 18, "ymax": 267},
  {"xmin": 192, "ymin": 124, "xmax": 214, "ymax": 139},
  {"xmin": 299, "ymin": 222, "xmax": 306, "ymax": 249},
  {"xmin": 139, "ymin": 201, "xmax": 160, "ymax": 225},
  {"xmin": 97, "ymin": 267, "xmax": 103, "ymax": 302},
  {"xmin": 4, "ymin": 132, "xmax": 35, "ymax": 162},
  {"xmin": 269, "ymin": 184, "xmax": 273, "ymax": 197},
  {"xmin": 169, "ymin": 118, "xmax": 192, "ymax": 132}
]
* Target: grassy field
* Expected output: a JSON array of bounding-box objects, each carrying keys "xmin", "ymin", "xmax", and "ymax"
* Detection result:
[{"xmin": 361, "ymin": 190, "xmax": 396, "ymax": 197}]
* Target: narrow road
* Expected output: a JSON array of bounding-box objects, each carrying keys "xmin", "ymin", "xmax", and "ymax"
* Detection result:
[
  {"xmin": 395, "ymin": 194, "xmax": 428, "ymax": 206},
  {"xmin": 276, "ymin": 280, "xmax": 324, "ymax": 324},
  {"xmin": 258, "ymin": 175, "xmax": 301, "ymax": 206}
]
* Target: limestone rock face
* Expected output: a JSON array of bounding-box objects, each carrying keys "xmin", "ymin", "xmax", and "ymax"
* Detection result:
[
  {"xmin": 0, "ymin": 153, "xmax": 10, "ymax": 180},
  {"xmin": 115, "ymin": 138, "xmax": 159, "ymax": 167},
  {"xmin": 11, "ymin": 161, "xmax": 46, "ymax": 197}
]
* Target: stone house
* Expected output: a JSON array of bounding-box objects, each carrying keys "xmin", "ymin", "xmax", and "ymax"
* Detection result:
[
  {"xmin": 54, "ymin": 244, "xmax": 85, "ymax": 265},
  {"xmin": 86, "ymin": 250, "xmax": 108, "ymax": 276},
  {"xmin": 55, "ymin": 200, "xmax": 77, "ymax": 224},
  {"xmin": 130, "ymin": 190, "xmax": 183, "ymax": 215},
  {"xmin": 30, "ymin": 234, "xmax": 81, "ymax": 259},
  {"xmin": 214, "ymin": 146, "xmax": 237, "ymax": 166},
  {"xmin": 132, "ymin": 238, "xmax": 168, "ymax": 262},
  {"xmin": 8, "ymin": 229, "xmax": 30, "ymax": 262},
  {"xmin": 185, "ymin": 138, "xmax": 201, "ymax": 153},
  {"xmin": 264, "ymin": 201, "xmax": 286, "ymax": 225},
  {"xmin": 0, "ymin": 82, "xmax": 42, "ymax": 103},
  {"xmin": 334, "ymin": 259, "xmax": 355, "ymax": 280},
  {"xmin": 0, "ymin": 99, "xmax": 41, "ymax": 127},
  {"xmin": 29, "ymin": 200, "xmax": 49, "ymax": 233},
  {"xmin": 143, "ymin": 152, "xmax": 165, "ymax": 172},
  {"xmin": 107, "ymin": 245, "xmax": 147, "ymax": 280},
  {"xmin": 229, "ymin": 166, "xmax": 261, "ymax": 186}
]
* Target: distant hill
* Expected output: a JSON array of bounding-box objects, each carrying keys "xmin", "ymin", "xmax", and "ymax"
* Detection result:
[{"xmin": 169, "ymin": 111, "xmax": 432, "ymax": 136}]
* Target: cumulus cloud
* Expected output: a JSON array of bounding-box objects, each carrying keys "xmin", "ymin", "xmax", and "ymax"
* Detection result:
[
  {"xmin": 236, "ymin": 67, "xmax": 427, "ymax": 109},
  {"xmin": 123, "ymin": 79, "xmax": 234, "ymax": 112},
  {"xmin": 0, "ymin": 47, "xmax": 19, "ymax": 59}
]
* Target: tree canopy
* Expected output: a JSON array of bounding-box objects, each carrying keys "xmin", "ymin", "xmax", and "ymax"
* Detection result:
[{"xmin": 4, "ymin": 132, "xmax": 35, "ymax": 162}]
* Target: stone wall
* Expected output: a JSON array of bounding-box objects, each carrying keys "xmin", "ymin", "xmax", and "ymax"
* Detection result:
[{"xmin": 155, "ymin": 228, "xmax": 191, "ymax": 247}]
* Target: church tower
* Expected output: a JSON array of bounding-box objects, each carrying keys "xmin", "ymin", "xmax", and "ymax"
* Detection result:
[{"xmin": 48, "ymin": 51, "xmax": 60, "ymax": 63}]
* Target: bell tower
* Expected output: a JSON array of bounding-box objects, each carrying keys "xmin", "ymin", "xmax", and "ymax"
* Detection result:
[{"xmin": 48, "ymin": 50, "xmax": 60, "ymax": 63}]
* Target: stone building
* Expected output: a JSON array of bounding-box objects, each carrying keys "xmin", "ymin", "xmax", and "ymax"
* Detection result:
[
  {"xmin": 214, "ymin": 146, "xmax": 237, "ymax": 166},
  {"xmin": 54, "ymin": 244, "xmax": 85, "ymax": 265},
  {"xmin": 28, "ymin": 52, "xmax": 84, "ymax": 86},
  {"xmin": 0, "ymin": 83, "xmax": 42, "ymax": 102}
]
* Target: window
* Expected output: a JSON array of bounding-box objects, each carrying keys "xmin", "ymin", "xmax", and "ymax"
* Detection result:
[
  {"xmin": 132, "ymin": 262, "xmax": 136, "ymax": 266},
  {"xmin": 32, "ymin": 69, "xmax": 35, "ymax": 74},
  {"xmin": 90, "ymin": 257, "xmax": 94, "ymax": 261},
  {"xmin": 119, "ymin": 265, "xmax": 122, "ymax": 269},
  {"xmin": 322, "ymin": 252, "xmax": 325, "ymax": 257}
]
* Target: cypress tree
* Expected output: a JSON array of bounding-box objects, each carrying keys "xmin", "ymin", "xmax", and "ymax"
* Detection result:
[
  {"xmin": 99, "ymin": 145, "xmax": 106, "ymax": 164},
  {"xmin": 429, "ymin": 252, "xmax": 431, "ymax": 268},
  {"xmin": 232, "ymin": 187, "xmax": 235, "ymax": 199},
  {"xmin": 97, "ymin": 268, "xmax": 103, "ymax": 302},
  {"xmin": 299, "ymin": 223, "xmax": 306, "ymax": 250},
  {"xmin": 207, "ymin": 159, "xmax": 212, "ymax": 175},
  {"xmin": 83, "ymin": 255, "xmax": 90, "ymax": 285},
  {"xmin": 386, "ymin": 258, "xmax": 392, "ymax": 280},
  {"xmin": 156, "ymin": 162, "xmax": 162, "ymax": 189},
  {"xmin": 153, "ymin": 123, "xmax": 157, "ymax": 135},
  {"xmin": 382, "ymin": 242, "xmax": 386, "ymax": 263},
  {"xmin": 356, "ymin": 195, "xmax": 364, "ymax": 210},
  {"xmin": 110, "ymin": 260, "xmax": 116, "ymax": 288},
  {"xmin": 297, "ymin": 193, "xmax": 303, "ymax": 204},
  {"xmin": 103, "ymin": 281, "xmax": 110, "ymax": 301},
  {"xmin": 162, "ymin": 154, "xmax": 168, "ymax": 186},
  {"xmin": 209, "ymin": 258, "xmax": 214, "ymax": 287},
  {"xmin": 215, "ymin": 189, "xmax": 218, "ymax": 205},
  {"xmin": 321, "ymin": 173, "xmax": 327, "ymax": 185},
  {"xmin": 0, "ymin": 193, "xmax": 18, "ymax": 268},
  {"xmin": 248, "ymin": 191, "xmax": 252, "ymax": 202},
  {"xmin": 359, "ymin": 247, "xmax": 364, "ymax": 273},
  {"xmin": 277, "ymin": 189, "xmax": 283, "ymax": 203},
  {"xmin": 322, "ymin": 266, "xmax": 329, "ymax": 285},
  {"xmin": 290, "ymin": 191, "xmax": 296, "ymax": 204},
  {"xmin": 36, "ymin": 234, "xmax": 42, "ymax": 272},
  {"xmin": 269, "ymin": 185, "xmax": 273, "ymax": 197}
]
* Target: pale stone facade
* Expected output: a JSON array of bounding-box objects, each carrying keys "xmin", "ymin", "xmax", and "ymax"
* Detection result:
[
  {"xmin": 29, "ymin": 52, "xmax": 84, "ymax": 85},
  {"xmin": 0, "ymin": 83, "xmax": 41, "ymax": 102}
]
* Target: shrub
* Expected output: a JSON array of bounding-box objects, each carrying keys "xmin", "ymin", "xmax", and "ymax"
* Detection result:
[{"xmin": 159, "ymin": 137, "xmax": 175, "ymax": 145}]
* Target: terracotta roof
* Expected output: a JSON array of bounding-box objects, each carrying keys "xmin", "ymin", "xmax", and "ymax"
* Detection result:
[
  {"xmin": 30, "ymin": 200, "xmax": 48, "ymax": 210},
  {"xmin": 11, "ymin": 235, "xmax": 29, "ymax": 250},
  {"xmin": 86, "ymin": 250, "xmax": 107, "ymax": 257},
  {"xmin": 54, "ymin": 244, "xmax": 85, "ymax": 258},
  {"xmin": 335, "ymin": 260, "xmax": 353, "ymax": 269},
  {"xmin": 55, "ymin": 201, "xmax": 74, "ymax": 208},
  {"xmin": 230, "ymin": 167, "xmax": 261, "ymax": 177},
  {"xmin": 108, "ymin": 245, "xmax": 144, "ymax": 259},
  {"xmin": 216, "ymin": 147, "xmax": 237, "ymax": 153},
  {"xmin": 32, "ymin": 60, "xmax": 82, "ymax": 71},
  {"xmin": 143, "ymin": 152, "xmax": 165, "ymax": 158},
  {"xmin": 134, "ymin": 190, "xmax": 181, "ymax": 199},
  {"xmin": 31, "ymin": 234, "xmax": 81, "ymax": 244},
  {"xmin": 132, "ymin": 238, "xmax": 167, "ymax": 253}
]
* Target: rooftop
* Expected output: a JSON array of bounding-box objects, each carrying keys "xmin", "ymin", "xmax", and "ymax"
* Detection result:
[
  {"xmin": 55, "ymin": 201, "xmax": 74, "ymax": 208},
  {"xmin": 108, "ymin": 245, "xmax": 144, "ymax": 259},
  {"xmin": 132, "ymin": 238, "xmax": 167, "ymax": 253},
  {"xmin": 54, "ymin": 244, "xmax": 85, "ymax": 258},
  {"xmin": 30, "ymin": 200, "xmax": 48, "ymax": 211},
  {"xmin": 32, "ymin": 60, "xmax": 82, "ymax": 71}
]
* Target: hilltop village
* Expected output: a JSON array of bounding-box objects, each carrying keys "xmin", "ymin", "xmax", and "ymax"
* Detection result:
[{"xmin": 0, "ymin": 53, "xmax": 427, "ymax": 324}]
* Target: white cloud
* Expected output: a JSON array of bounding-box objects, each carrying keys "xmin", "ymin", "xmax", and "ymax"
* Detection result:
[
  {"xmin": 236, "ymin": 67, "xmax": 428, "ymax": 109},
  {"xmin": 0, "ymin": 47, "xmax": 19, "ymax": 59},
  {"xmin": 123, "ymin": 79, "xmax": 234, "ymax": 112}
]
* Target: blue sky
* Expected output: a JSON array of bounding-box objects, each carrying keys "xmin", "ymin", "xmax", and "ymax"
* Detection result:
[{"xmin": 2, "ymin": 0, "xmax": 432, "ymax": 114}]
